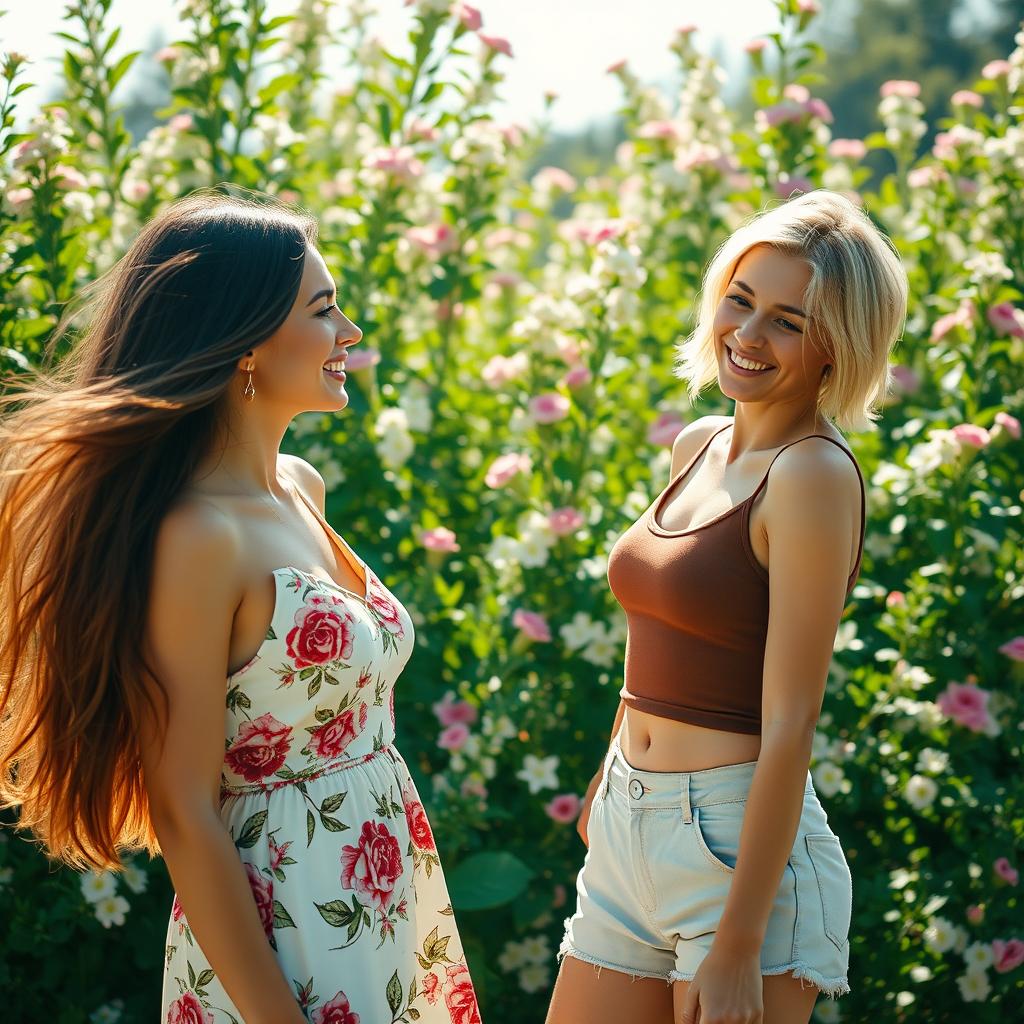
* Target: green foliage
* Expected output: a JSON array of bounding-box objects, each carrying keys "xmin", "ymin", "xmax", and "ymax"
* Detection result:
[{"xmin": 1, "ymin": 1, "xmax": 1022, "ymax": 1022}]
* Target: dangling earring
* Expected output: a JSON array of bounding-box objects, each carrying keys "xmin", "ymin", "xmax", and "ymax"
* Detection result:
[{"xmin": 243, "ymin": 365, "xmax": 255, "ymax": 401}]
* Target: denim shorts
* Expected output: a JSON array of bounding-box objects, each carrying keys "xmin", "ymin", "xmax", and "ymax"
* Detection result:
[{"xmin": 557, "ymin": 733, "xmax": 852, "ymax": 999}]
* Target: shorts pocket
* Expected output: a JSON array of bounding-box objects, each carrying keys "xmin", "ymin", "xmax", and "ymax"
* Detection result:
[
  {"xmin": 805, "ymin": 833, "xmax": 852, "ymax": 951},
  {"xmin": 691, "ymin": 803, "xmax": 743, "ymax": 874}
]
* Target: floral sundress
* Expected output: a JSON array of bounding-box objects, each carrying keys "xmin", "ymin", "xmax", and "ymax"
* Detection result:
[{"xmin": 160, "ymin": 488, "xmax": 479, "ymax": 1024}]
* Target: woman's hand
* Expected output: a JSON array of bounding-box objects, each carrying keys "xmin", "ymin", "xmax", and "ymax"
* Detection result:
[
  {"xmin": 575, "ymin": 771, "xmax": 603, "ymax": 847},
  {"xmin": 678, "ymin": 945, "xmax": 763, "ymax": 1024}
]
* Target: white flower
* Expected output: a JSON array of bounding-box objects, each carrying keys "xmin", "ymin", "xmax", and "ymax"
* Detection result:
[
  {"xmin": 909, "ymin": 964, "xmax": 933, "ymax": 982},
  {"xmin": 90, "ymin": 1000, "xmax": 125, "ymax": 1023},
  {"xmin": 923, "ymin": 915, "xmax": 957, "ymax": 954},
  {"xmin": 121, "ymin": 861, "xmax": 149, "ymax": 895},
  {"xmin": 962, "ymin": 942, "xmax": 994, "ymax": 972},
  {"xmin": 80, "ymin": 870, "xmax": 117, "ymax": 904},
  {"xmin": 956, "ymin": 967, "xmax": 991, "ymax": 1002},
  {"xmin": 580, "ymin": 622, "xmax": 618, "ymax": 667},
  {"xmin": 93, "ymin": 894, "xmax": 131, "ymax": 928},
  {"xmin": 559, "ymin": 611, "xmax": 600, "ymax": 652},
  {"xmin": 915, "ymin": 747, "xmax": 949, "ymax": 774},
  {"xmin": 812, "ymin": 760, "xmax": 845, "ymax": 797},
  {"xmin": 519, "ymin": 934, "xmax": 551, "ymax": 963},
  {"xmin": 518, "ymin": 961, "xmax": 551, "ymax": 993},
  {"xmin": 0, "ymin": 866, "xmax": 12, "ymax": 891},
  {"xmin": 516, "ymin": 753, "xmax": 559, "ymax": 794},
  {"xmin": 903, "ymin": 774, "xmax": 938, "ymax": 811},
  {"xmin": 498, "ymin": 939, "xmax": 530, "ymax": 972}
]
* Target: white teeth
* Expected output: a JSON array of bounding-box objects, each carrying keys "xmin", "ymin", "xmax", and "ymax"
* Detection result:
[
  {"xmin": 324, "ymin": 361, "xmax": 346, "ymax": 372},
  {"xmin": 729, "ymin": 346, "xmax": 772, "ymax": 371}
]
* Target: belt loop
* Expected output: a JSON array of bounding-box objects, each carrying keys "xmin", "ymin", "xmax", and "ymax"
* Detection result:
[{"xmin": 681, "ymin": 772, "xmax": 692, "ymax": 824}]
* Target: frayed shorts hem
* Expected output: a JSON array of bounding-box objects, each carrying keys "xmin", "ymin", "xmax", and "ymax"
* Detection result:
[
  {"xmin": 556, "ymin": 942, "xmax": 672, "ymax": 984},
  {"xmin": 667, "ymin": 961, "xmax": 850, "ymax": 1000}
]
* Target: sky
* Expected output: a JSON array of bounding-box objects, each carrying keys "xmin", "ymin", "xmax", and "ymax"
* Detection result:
[{"xmin": 4, "ymin": 0, "xmax": 783, "ymax": 133}]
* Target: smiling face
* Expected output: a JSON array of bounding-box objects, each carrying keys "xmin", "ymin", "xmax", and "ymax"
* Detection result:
[
  {"xmin": 712, "ymin": 243, "xmax": 831, "ymax": 408},
  {"xmin": 239, "ymin": 244, "xmax": 362, "ymax": 413}
]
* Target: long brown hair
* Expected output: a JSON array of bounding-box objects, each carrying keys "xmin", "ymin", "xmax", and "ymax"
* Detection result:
[{"xmin": 0, "ymin": 188, "xmax": 318, "ymax": 871}]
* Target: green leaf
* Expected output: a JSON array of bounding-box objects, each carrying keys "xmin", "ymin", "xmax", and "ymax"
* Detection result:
[
  {"xmin": 235, "ymin": 810, "xmax": 268, "ymax": 849},
  {"xmin": 272, "ymin": 900, "xmax": 296, "ymax": 929},
  {"xmin": 108, "ymin": 51, "xmax": 141, "ymax": 91},
  {"xmin": 320, "ymin": 792, "xmax": 346, "ymax": 814},
  {"xmin": 314, "ymin": 898, "xmax": 356, "ymax": 928},
  {"xmin": 386, "ymin": 970, "xmax": 402, "ymax": 1015},
  {"xmin": 377, "ymin": 101, "xmax": 392, "ymax": 143},
  {"xmin": 306, "ymin": 808, "xmax": 315, "ymax": 846},
  {"xmin": 446, "ymin": 851, "xmax": 534, "ymax": 911}
]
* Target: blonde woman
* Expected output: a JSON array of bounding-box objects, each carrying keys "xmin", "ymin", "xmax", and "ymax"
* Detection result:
[
  {"xmin": 546, "ymin": 190, "xmax": 908, "ymax": 1024},
  {"xmin": 0, "ymin": 191, "xmax": 478, "ymax": 1024}
]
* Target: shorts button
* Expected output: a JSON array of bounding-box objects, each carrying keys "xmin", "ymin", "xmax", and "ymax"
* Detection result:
[{"xmin": 629, "ymin": 779, "xmax": 644, "ymax": 800}]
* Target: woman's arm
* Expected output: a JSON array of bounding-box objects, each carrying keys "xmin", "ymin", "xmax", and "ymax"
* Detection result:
[
  {"xmin": 140, "ymin": 501, "xmax": 307, "ymax": 1024},
  {"xmin": 713, "ymin": 441, "xmax": 861, "ymax": 952}
]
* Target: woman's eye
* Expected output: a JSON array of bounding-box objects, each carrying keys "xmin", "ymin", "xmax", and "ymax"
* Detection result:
[
  {"xmin": 727, "ymin": 295, "xmax": 800, "ymax": 332},
  {"xmin": 316, "ymin": 303, "xmax": 339, "ymax": 318}
]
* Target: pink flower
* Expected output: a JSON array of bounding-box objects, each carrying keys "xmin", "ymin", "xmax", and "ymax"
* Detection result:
[
  {"xmin": 888, "ymin": 364, "xmax": 922, "ymax": 396},
  {"xmin": 553, "ymin": 883, "xmax": 567, "ymax": 907},
  {"xmin": 880, "ymin": 79, "xmax": 921, "ymax": 98},
  {"xmin": 532, "ymin": 166, "xmax": 576, "ymax": 193},
  {"xmin": 998, "ymin": 636, "xmax": 1024, "ymax": 661},
  {"xmin": 307, "ymin": 707, "xmax": 361, "ymax": 760},
  {"xmin": 438, "ymin": 723, "xmax": 471, "ymax": 751},
  {"xmin": 784, "ymin": 84, "xmax": 810, "ymax": 103},
  {"xmin": 545, "ymin": 793, "xmax": 582, "ymax": 823},
  {"xmin": 340, "ymin": 820, "xmax": 402, "ymax": 910},
  {"xmin": 166, "ymin": 991, "xmax": 214, "ymax": 1024},
  {"xmin": 966, "ymin": 904, "xmax": 985, "ymax": 924},
  {"xmin": 244, "ymin": 862, "xmax": 274, "ymax": 940},
  {"xmin": 548, "ymin": 506, "xmax": 584, "ymax": 536},
  {"xmin": 993, "ymin": 412, "xmax": 1021, "ymax": 440},
  {"xmin": 563, "ymin": 364, "xmax": 592, "ymax": 390},
  {"xmin": 421, "ymin": 527, "xmax": 460, "ymax": 552},
  {"xmin": 992, "ymin": 938, "xmax": 1024, "ymax": 973},
  {"xmin": 757, "ymin": 101, "xmax": 807, "ymax": 128},
  {"xmin": 269, "ymin": 836, "xmax": 292, "ymax": 872},
  {"xmin": 675, "ymin": 23, "xmax": 698, "ymax": 35},
  {"xmin": 951, "ymin": 89, "xmax": 984, "ymax": 108},
  {"xmin": 484, "ymin": 451, "xmax": 531, "ymax": 488},
  {"xmin": 441, "ymin": 962, "xmax": 481, "ymax": 1024},
  {"xmin": 345, "ymin": 347, "xmax": 381, "ymax": 372},
  {"xmin": 4, "ymin": 188, "xmax": 33, "ymax": 214},
  {"xmin": 774, "ymin": 175, "xmax": 813, "ymax": 199},
  {"xmin": 313, "ymin": 990, "xmax": 361, "ymax": 1024},
  {"xmin": 828, "ymin": 138, "xmax": 867, "ymax": 161},
  {"xmin": 286, "ymin": 592, "xmax": 357, "ymax": 668},
  {"xmin": 512, "ymin": 608, "xmax": 551, "ymax": 642},
  {"xmin": 930, "ymin": 298, "xmax": 975, "ymax": 342},
  {"xmin": 638, "ymin": 120, "xmax": 682, "ymax": 141},
  {"xmin": 454, "ymin": 2, "xmax": 482, "ymax": 31},
  {"xmin": 406, "ymin": 223, "xmax": 458, "ymax": 257},
  {"xmin": 951, "ymin": 423, "xmax": 991, "ymax": 449},
  {"xmin": 364, "ymin": 145, "xmax": 424, "ymax": 181},
  {"xmin": 422, "ymin": 971, "xmax": 441, "ymax": 1004},
  {"xmin": 529, "ymin": 392, "xmax": 571, "ymax": 424},
  {"xmin": 606, "ymin": 58, "xmax": 628, "ymax": 75},
  {"xmin": 885, "ymin": 590, "xmax": 906, "ymax": 608},
  {"xmin": 155, "ymin": 46, "xmax": 180, "ymax": 64},
  {"xmin": 982, "ymin": 59, "xmax": 1012, "ymax": 79},
  {"xmin": 804, "ymin": 98, "xmax": 833, "ymax": 122},
  {"xmin": 169, "ymin": 113, "xmax": 193, "ymax": 132},
  {"xmin": 489, "ymin": 270, "xmax": 523, "ymax": 289},
  {"xmin": 987, "ymin": 302, "xmax": 1024, "ymax": 338},
  {"xmin": 648, "ymin": 410, "xmax": 685, "ymax": 447},
  {"xmin": 224, "ymin": 713, "xmax": 293, "ymax": 783},
  {"xmin": 994, "ymin": 857, "xmax": 1020, "ymax": 886},
  {"xmin": 936, "ymin": 680, "xmax": 992, "ymax": 733},
  {"xmin": 433, "ymin": 692, "xmax": 478, "ymax": 727},
  {"xmin": 744, "ymin": 38, "xmax": 768, "ymax": 54},
  {"xmin": 478, "ymin": 32, "xmax": 513, "ymax": 58},
  {"xmin": 482, "ymin": 352, "xmax": 528, "ymax": 387}
]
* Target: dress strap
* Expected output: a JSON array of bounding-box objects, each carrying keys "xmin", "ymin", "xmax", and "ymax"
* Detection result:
[
  {"xmin": 747, "ymin": 434, "xmax": 866, "ymax": 578},
  {"xmin": 291, "ymin": 482, "xmax": 368, "ymax": 596},
  {"xmin": 669, "ymin": 420, "xmax": 733, "ymax": 485}
]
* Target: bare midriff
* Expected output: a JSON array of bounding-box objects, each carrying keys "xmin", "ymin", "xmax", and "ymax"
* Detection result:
[{"xmin": 620, "ymin": 704, "xmax": 761, "ymax": 772}]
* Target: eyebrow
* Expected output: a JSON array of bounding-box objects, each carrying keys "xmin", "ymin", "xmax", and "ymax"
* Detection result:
[
  {"xmin": 305, "ymin": 286, "xmax": 336, "ymax": 307},
  {"xmin": 733, "ymin": 280, "xmax": 808, "ymax": 319}
]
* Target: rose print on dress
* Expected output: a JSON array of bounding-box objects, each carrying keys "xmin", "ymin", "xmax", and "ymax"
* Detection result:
[
  {"xmin": 341, "ymin": 820, "xmax": 403, "ymax": 910},
  {"xmin": 287, "ymin": 589, "xmax": 358, "ymax": 668},
  {"xmin": 312, "ymin": 989, "xmax": 361, "ymax": 1024},
  {"xmin": 165, "ymin": 991, "xmax": 214, "ymax": 1024},
  {"xmin": 308, "ymin": 705, "xmax": 364, "ymax": 760},
  {"xmin": 367, "ymin": 582, "xmax": 405, "ymax": 655},
  {"xmin": 224, "ymin": 712, "xmax": 293, "ymax": 783},
  {"xmin": 441, "ymin": 963, "xmax": 481, "ymax": 1024}
]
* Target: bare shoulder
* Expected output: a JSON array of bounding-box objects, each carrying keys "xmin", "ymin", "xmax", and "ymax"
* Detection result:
[
  {"xmin": 280, "ymin": 452, "xmax": 326, "ymax": 510},
  {"xmin": 765, "ymin": 435, "xmax": 862, "ymax": 522},
  {"xmin": 669, "ymin": 414, "xmax": 732, "ymax": 477}
]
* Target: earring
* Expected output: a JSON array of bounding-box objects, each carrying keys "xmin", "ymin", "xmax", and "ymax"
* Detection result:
[{"xmin": 243, "ymin": 365, "xmax": 255, "ymax": 401}]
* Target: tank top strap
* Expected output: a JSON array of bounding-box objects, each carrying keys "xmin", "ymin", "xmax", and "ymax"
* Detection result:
[
  {"xmin": 746, "ymin": 433, "xmax": 866, "ymax": 575},
  {"xmin": 670, "ymin": 420, "xmax": 733, "ymax": 484}
]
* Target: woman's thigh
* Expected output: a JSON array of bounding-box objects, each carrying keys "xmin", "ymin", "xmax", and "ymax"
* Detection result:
[
  {"xmin": 671, "ymin": 972, "xmax": 818, "ymax": 1024},
  {"xmin": 546, "ymin": 956, "xmax": 674, "ymax": 1024}
]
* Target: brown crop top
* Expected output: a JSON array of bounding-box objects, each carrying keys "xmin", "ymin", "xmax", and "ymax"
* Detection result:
[{"xmin": 607, "ymin": 421, "xmax": 866, "ymax": 735}]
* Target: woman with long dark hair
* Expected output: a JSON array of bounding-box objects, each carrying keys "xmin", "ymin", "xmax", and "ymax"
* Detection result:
[
  {"xmin": 0, "ymin": 190, "xmax": 479, "ymax": 1024},
  {"xmin": 546, "ymin": 190, "xmax": 908, "ymax": 1024}
]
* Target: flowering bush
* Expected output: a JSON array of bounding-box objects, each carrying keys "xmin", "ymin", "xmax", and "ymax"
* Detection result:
[{"xmin": 1, "ymin": 0, "xmax": 1022, "ymax": 1020}]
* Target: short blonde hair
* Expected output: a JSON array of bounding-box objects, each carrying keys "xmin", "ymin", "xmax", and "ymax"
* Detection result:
[{"xmin": 673, "ymin": 189, "xmax": 908, "ymax": 433}]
